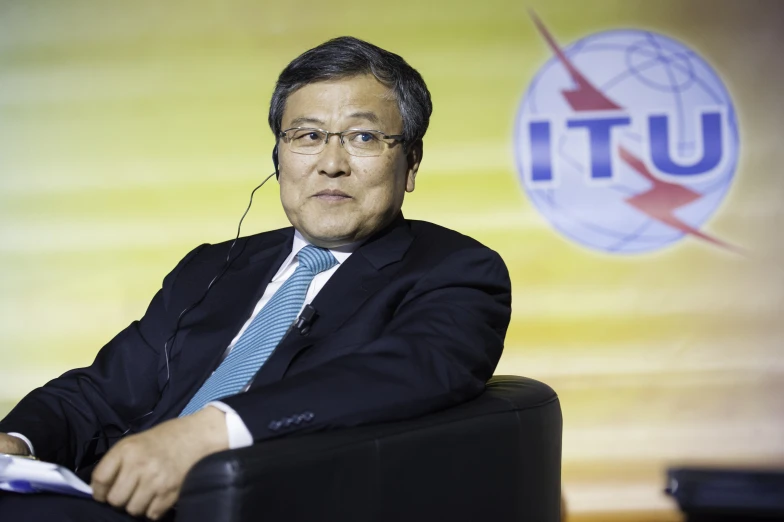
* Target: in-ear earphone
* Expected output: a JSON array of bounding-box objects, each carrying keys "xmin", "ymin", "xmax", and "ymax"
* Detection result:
[{"xmin": 272, "ymin": 145, "xmax": 279, "ymax": 179}]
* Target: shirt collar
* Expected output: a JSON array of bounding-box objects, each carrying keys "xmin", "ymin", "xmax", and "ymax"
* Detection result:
[
  {"xmin": 291, "ymin": 229, "xmax": 359, "ymax": 265},
  {"xmin": 271, "ymin": 230, "xmax": 361, "ymax": 282}
]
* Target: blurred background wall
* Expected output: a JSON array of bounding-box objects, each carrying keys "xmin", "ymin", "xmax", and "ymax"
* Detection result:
[{"xmin": 1, "ymin": 0, "xmax": 782, "ymax": 517}]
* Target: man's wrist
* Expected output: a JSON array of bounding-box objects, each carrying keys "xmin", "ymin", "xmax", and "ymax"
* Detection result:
[
  {"xmin": 205, "ymin": 401, "xmax": 253, "ymax": 449},
  {"xmin": 189, "ymin": 406, "xmax": 230, "ymax": 453},
  {"xmin": 4, "ymin": 432, "xmax": 33, "ymax": 456}
]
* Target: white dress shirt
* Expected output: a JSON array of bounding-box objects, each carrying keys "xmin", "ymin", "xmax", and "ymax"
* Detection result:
[{"xmin": 9, "ymin": 230, "xmax": 359, "ymax": 456}]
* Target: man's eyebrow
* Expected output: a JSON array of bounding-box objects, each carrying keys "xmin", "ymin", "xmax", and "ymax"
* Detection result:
[
  {"xmin": 287, "ymin": 112, "xmax": 381, "ymax": 129},
  {"xmin": 288, "ymin": 116, "xmax": 326, "ymax": 127}
]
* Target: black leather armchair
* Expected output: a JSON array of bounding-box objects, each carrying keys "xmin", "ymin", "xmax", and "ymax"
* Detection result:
[{"xmin": 176, "ymin": 375, "xmax": 562, "ymax": 522}]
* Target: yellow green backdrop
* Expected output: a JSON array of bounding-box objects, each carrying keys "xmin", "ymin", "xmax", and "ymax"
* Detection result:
[{"xmin": 2, "ymin": 0, "xmax": 782, "ymax": 516}]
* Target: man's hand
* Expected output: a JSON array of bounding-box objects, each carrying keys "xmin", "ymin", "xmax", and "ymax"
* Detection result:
[
  {"xmin": 91, "ymin": 407, "xmax": 229, "ymax": 520},
  {"xmin": 0, "ymin": 433, "xmax": 30, "ymax": 456}
]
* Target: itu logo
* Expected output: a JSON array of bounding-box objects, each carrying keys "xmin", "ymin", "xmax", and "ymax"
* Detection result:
[{"xmin": 515, "ymin": 15, "xmax": 741, "ymax": 254}]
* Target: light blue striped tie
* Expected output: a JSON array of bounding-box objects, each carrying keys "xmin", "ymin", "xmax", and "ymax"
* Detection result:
[{"xmin": 180, "ymin": 245, "xmax": 337, "ymax": 416}]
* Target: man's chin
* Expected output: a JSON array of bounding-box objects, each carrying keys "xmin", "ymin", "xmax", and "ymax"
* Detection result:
[{"xmin": 298, "ymin": 224, "xmax": 361, "ymax": 248}]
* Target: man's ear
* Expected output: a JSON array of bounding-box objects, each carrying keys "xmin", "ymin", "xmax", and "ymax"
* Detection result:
[{"xmin": 405, "ymin": 140, "xmax": 423, "ymax": 193}]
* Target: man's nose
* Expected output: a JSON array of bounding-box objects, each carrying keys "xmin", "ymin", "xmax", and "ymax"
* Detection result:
[{"xmin": 316, "ymin": 134, "xmax": 351, "ymax": 178}]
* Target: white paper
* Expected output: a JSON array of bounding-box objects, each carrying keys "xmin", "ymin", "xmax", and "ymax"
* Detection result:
[{"xmin": 0, "ymin": 454, "xmax": 93, "ymax": 498}]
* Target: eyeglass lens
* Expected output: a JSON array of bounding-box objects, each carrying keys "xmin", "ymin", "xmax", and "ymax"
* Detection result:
[{"xmin": 286, "ymin": 129, "xmax": 389, "ymax": 157}]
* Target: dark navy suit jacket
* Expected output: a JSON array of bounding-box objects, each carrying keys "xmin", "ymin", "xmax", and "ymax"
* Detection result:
[{"xmin": 0, "ymin": 215, "xmax": 512, "ymax": 473}]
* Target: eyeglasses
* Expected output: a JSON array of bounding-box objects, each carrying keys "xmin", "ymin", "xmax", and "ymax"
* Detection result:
[{"xmin": 278, "ymin": 127, "xmax": 405, "ymax": 157}]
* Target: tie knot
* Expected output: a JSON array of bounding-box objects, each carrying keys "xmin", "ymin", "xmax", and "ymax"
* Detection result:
[{"xmin": 297, "ymin": 245, "xmax": 338, "ymax": 274}]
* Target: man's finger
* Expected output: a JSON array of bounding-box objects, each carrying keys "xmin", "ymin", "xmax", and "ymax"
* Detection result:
[
  {"xmin": 105, "ymin": 471, "xmax": 139, "ymax": 509},
  {"xmin": 124, "ymin": 479, "xmax": 157, "ymax": 518},
  {"xmin": 91, "ymin": 451, "xmax": 123, "ymax": 502},
  {"xmin": 146, "ymin": 490, "xmax": 178, "ymax": 521}
]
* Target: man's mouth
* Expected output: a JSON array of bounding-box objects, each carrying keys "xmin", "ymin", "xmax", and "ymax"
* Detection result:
[{"xmin": 312, "ymin": 189, "xmax": 352, "ymax": 201}]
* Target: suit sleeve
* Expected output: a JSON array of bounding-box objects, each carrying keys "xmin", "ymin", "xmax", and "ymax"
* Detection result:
[
  {"xmin": 0, "ymin": 244, "xmax": 207, "ymax": 467},
  {"xmin": 221, "ymin": 246, "xmax": 512, "ymax": 442}
]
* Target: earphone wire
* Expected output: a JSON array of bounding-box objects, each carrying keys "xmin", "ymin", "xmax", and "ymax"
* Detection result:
[
  {"xmin": 162, "ymin": 171, "xmax": 276, "ymax": 383},
  {"xmin": 78, "ymin": 172, "xmax": 277, "ymax": 455}
]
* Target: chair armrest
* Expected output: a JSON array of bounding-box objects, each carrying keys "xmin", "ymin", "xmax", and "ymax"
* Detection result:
[{"xmin": 176, "ymin": 376, "xmax": 562, "ymax": 522}]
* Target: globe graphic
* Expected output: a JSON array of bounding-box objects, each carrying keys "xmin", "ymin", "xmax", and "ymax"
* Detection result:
[{"xmin": 514, "ymin": 30, "xmax": 739, "ymax": 253}]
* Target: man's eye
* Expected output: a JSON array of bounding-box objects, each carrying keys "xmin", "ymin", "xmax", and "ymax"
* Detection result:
[
  {"xmin": 352, "ymin": 132, "xmax": 377, "ymax": 143},
  {"xmin": 292, "ymin": 131, "xmax": 322, "ymax": 142}
]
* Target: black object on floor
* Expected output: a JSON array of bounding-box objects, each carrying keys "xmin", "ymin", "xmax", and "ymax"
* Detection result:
[{"xmin": 666, "ymin": 467, "xmax": 784, "ymax": 521}]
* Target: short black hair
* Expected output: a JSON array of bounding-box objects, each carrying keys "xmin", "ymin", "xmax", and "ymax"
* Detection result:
[{"xmin": 269, "ymin": 36, "xmax": 432, "ymax": 145}]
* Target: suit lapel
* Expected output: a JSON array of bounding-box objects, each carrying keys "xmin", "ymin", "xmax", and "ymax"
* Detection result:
[
  {"xmin": 251, "ymin": 216, "xmax": 414, "ymax": 387},
  {"xmin": 169, "ymin": 229, "xmax": 294, "ymax": 405}
]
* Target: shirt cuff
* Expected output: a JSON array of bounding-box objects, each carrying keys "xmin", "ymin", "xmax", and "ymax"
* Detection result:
[
  {"xmin": 205, "ymin": 401, "xmax": 253, "ymax": 449},
  {"xmin": 6, "ymin": 432, "xmax": 35, "ymax": 457}
]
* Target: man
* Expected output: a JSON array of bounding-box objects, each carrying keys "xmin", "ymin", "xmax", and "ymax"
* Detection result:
[{"xmin": 0, "ymin": 36, "xmax": 511, "ymax": 521}]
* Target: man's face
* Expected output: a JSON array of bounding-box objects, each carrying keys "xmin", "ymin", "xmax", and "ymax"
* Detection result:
[{"xmin": 278, "ymin": 74, "xmax": 421, "ymax": 248}]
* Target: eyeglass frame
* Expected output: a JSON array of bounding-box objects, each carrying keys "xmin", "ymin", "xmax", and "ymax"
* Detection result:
[{"xmin": 277, "ymin": 127, "xmax": 407, "ymax": 157}]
